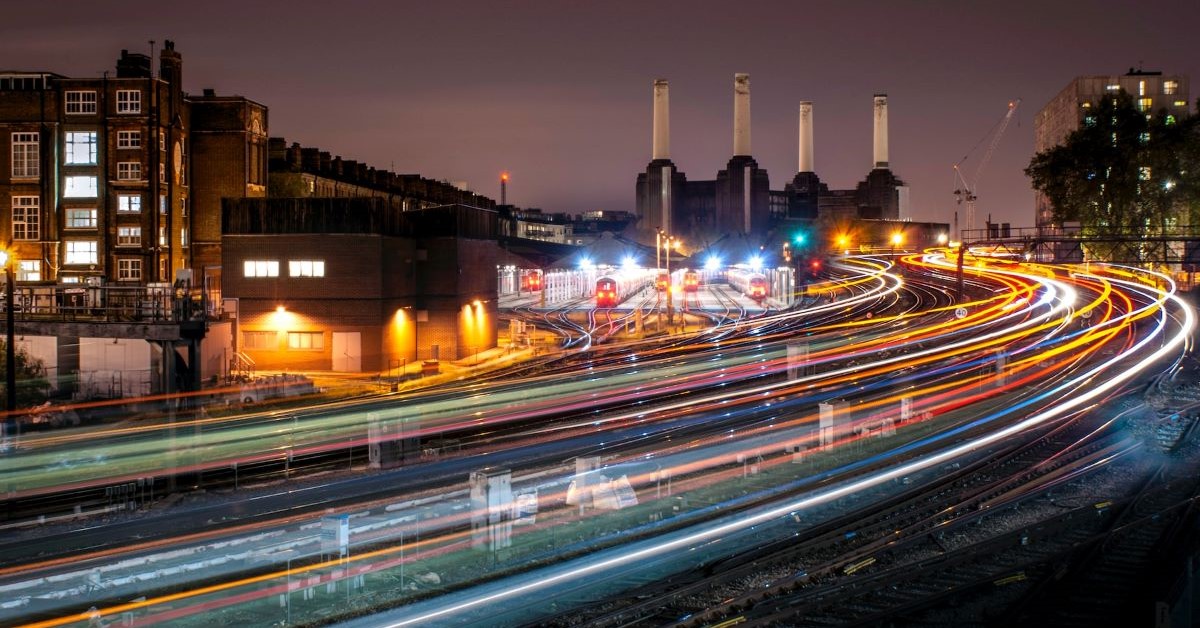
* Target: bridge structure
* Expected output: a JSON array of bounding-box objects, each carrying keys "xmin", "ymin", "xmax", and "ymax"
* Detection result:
[
  {"xmin": 0, "ymin": 282, "xmax": 210, "ymax": 400},
  {"xmin": 953, "ymin": 225, "xmax": 1200, "ymax": 300}
]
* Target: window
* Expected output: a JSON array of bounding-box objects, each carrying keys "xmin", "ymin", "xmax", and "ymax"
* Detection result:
[
  {"xmin": 65, "ymin": 91, "xmax": 97, "ymax": 114},
  {"xmin": 117, "ymin": 162, "xmax": 142, "ymax": 181},
  {"xmin": 243, "ymin": 331, "xmax": 277, "ymax": 350},
  {"xmin": 117, "ymin": 226, "xmax": 141, "ymax": 246},
  {"xmin": 1137, "ymin": 97, "xmax": 1153, "ymax": 111},
  {"xmin": 159, "ymin": 163, "xmax": 166, "ymax": 183},
  {"xmin": 12, "ymin": 196, "xmax": 39, "ymax": 241},
  {"xmin": 66, "ymin": 208, "xmax": 97, "ymax": 229},
  {"xmin": 11, "ymin": 132, "xmax": 39, "ymax": 178},
  {"xmin": 159, "ymin": 134, "xmax": 165, "ymax": 152},
  {"xmin": 116, "ymin": 90, "xmax": 141, "ymax": 114},
  {"xmin": 287, "ymin": 331, "xmax": 324, "ymax": 350},
  {"xmin": 117, "ymin": 259, "xmax": 142, "ymax": 281},
  {"xmin": 117, "ymin": 194, "xmax": 141, "ymax": 213},
  {"xmin": 1175, "ymin": 100, "xmax": 1188, "ymax": 107},
  {"xmin": 117, "ymin": 130, "xmax": 141, "ymax": 149},
  {"xmin": 158, "ymin": 226, "xmax": 167, "ymax": 246},
  {"xmin": 1084, "ymin": 115, "xmax": 1096, "ymax": 127},
  {"xmin": 60, "ymin": 276, "xmax": 80, "ymax": 284},
  {"xmin": 65, "ymin": 241, "xmax": 97, "ymax": 265},
  {"xmin": 243, "ymin": 260, "xmax": 279, "ymax": 277},
  {"xmin": 64, "ymin": 131, "xmax": 98, "ymax": 165},
  {"xmin": 1140, "ymin": 166, "xmax": 1152, "ymax": 181},
  {"xmin": 159, "ymin": 195, "xmax": 167, "ymax": 214},
  {"xmin": 1164, "ymin": 80, "xmax": 1179, "ymax": 95},
  {"xmin": 1105, "ymin": 84, "xmax": 1119, "ymax": 92},
  {"xmin": 180, "ymin": 227, "xmax": 188, "ymax": 247},
  {"xmin": 17, "ymin": 260, "xmax": 41, "ymax": 282},
  {"xmin": 288, "ymin": 260, "xmax": 325, "ymax": 277}
]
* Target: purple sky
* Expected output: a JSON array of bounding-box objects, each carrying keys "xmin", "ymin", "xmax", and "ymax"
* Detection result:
[{"xmin": 4, "ymin": 1, "xmax": 1197, "ymax": 227}]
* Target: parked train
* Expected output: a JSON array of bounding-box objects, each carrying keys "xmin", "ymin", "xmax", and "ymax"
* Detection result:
[
  {"xmin": 726, "ymin": 266, "xmax": 768, "ymax": 301},
  {"xmin": 595, "ymin": 268, "xmax": 654, "ymax": 308},
  {"xmin": 682, "ymin": 270, "xmax": 700, "ymax": 292}
]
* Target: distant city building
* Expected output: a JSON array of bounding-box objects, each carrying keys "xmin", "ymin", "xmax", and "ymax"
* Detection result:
[
  {"xmin": 635, "ymin": 79, "xmax": 908, "ymax": 250},
  {"xmin": 0, "ymin": 41, "xmax": 265, "ymax": 291},
  {"xmin": 267, "ymin": 138, "xmax": 495, "ymax": 210},
  {"xmin": 1034, "ymin": 70, "xmax": 1191, "ymax": 227}
]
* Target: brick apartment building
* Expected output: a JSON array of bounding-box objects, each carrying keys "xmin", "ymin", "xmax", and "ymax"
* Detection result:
[{"xmin": 0, "ymin": 41, "xmax": 265, "ymax": 292}]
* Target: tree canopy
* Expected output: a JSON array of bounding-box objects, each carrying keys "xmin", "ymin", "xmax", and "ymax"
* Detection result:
[{"xmin": 1026, "ymin": 92, "xmax": 1200, "ymax": 236}]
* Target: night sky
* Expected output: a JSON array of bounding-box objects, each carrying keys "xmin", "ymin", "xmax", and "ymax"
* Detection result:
[{"xmin": 4, "ymin": 1, "xmax": 1197, "ymax": 227}]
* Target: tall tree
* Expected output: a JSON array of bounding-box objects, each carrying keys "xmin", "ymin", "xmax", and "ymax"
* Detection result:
[{"xmin": 1027, "ymin": 92, "xmax": 1200, "ymax": 249}]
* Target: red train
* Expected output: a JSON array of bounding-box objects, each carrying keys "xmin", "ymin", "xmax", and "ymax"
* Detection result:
[
  {"xmin": 596, "ymin": 276, "xmax": 620, "ymax": 308},
  {"xmin": 682, "ymin": 270, "xmax": 700, "ymax": 292},
  {"xmin": 727, "ymin": 266, "xmax": 768, "ymax": 301}
]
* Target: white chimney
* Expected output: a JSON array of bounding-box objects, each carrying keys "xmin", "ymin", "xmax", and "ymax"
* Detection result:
[
  {"xmin": 798, "ymin": 101, "xmax": 814, "ymax": 173},
  {"xmin": 652, "ymin": 79, "xmax": 670, "ymax": 160},
  {"xmin": 873, "ymin": 94, "xmax": 888, "ymax": 169},
  {"xmin": 733, "ymin": 73, "xmax": 751, "ymax": 156}
]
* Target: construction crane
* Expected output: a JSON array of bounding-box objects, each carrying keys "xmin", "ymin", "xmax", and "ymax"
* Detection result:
[{"xmin": 953, "ymin": 98, "xmax": 1020, "ymax": 241}]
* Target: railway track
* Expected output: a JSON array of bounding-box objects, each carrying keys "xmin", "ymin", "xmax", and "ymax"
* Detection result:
[{"xmin": 547, "ymin": 390, "xmax": 1155, "ymax": 627}]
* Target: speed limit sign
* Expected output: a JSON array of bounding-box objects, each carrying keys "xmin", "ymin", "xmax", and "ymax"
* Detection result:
[{"xmin": 955, "ymin": 307, "xmax": 968, "ymax": 319}]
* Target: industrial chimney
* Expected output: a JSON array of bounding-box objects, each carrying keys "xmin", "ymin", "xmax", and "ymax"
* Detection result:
[
  {"xmin": 798, "ymin": 101, "xmax": 814, "ymax": 173},
  {"xmin": 733, "ymin": 73, "xmax": 751, "ymax": 157},
  {"xmin": 873, "ymin": 94, "xmax": 888, "ymax": 169},
  {"xmin": 652, "ymin": 79, "xmax": 670, "ymax": 160}
]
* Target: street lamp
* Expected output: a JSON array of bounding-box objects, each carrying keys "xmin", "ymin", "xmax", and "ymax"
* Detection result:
[
  {"xmin": 0, "ymin": 249, "xmax": 15, "ymax": 415},
  {"xmin": 890, "ymin": 231, "xmax": 904, "ymax": 257}
]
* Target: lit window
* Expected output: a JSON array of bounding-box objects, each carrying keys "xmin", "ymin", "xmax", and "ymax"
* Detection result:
[
  {"xmin": 66, "ymin": 208, "xmax": 97, "ymax": 229},
  {"xmin": 1105, "ymin": 84, "xmax": 1119, "ymax": 92},
  {"xmin": 243, "ymin": 260, "xmax": 279, "ymax": 277},
  {"xmin": 60, "ymin": 276, "xmax": 80, "ymax": 284},
  {"xmin": 17, "ymin": 260, "xmax": 41, "ymax": 282},
  {"xmin": 117, "ymin": 258, "xmax": 142, "ymax": 281},
  {"xmin": 159, "ymin": 163, "xmax": 165, "ymax": 183},
  {"xmin": 117, "ymin": 194, "xmax": 141, "ymax": 213},
  {"xmin": 1175, "ymin": 100, "xmax": 1187, "ymax": 107},
  {"xmin": 159, "ymin": 195, "xmax": 167, "ymax": 214},
  {"xmin": 117, "ymin": 130, "xmax": 141, "ymax": 149},
  {"xmin": 117, "ymin": 226, "xmax": 141, "ymax": 246},
  {"xmin": 288, "ymin": 260, "xmax": 325, "ymax": 277},
  {"xmin": 65, "ymin": 241, "xmax": 98, "ymax": 265},
  {"xmin": 64, "ymin": 131, "xmax": 98, "ymax": 165},
  {"xmin": 1140, "ymin": 166, "xmax": 1151, "ymax": 180},
  {"xmin": 118, "ymin": 162, "xmax": 142, "ymax": 181},
  {"xmin": 116, "ymin": 90, "xmax": 141, "ymax": 114},
  {"xmin": 158, "ymin": 226, "xmax": 166, "ymax": 246},
  {"xmin": 1084, "ymin": 115, "xmax": 1096, "ymax": 127},
  {"xmin": 287, "ymin": 331, "xmax": 324, "ymax": 350},
  {"xmin": 65, "ymin": 91, "xmax": 97, "ymax": 114},
  {"xmin": 180, "ymin": 227, "xmax": 188, "ymax": 247},
  {"xmin": 1139, "ymin": 132, "xmax": 1150, "ymax": 143},
  {"xmin": 11, "ymin": 132, "xmax": 39, "ymax": 178},
  {"xmin": 1137, "ymin": 97, "xmax": 1153, "ymax": 111},
  {"xmin": 1164, "ymin": 80, "xmax": 1179, "ymax": 95},
  {"xmin": 243, "ymin": 331, "xmax": 277, "ymax": 349},
  {"xmin": 12, "ymin": 196, "xmax": 40, "ymax": 241}
]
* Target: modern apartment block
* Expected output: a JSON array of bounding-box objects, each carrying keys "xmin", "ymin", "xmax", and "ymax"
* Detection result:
[
  {"xmin": 0, "ymin": 41, "xmax": 265, "ymax": 291},
  {"xmin": 1034, "ymin": 70, "xmax": 1190, "ymax": 227}
]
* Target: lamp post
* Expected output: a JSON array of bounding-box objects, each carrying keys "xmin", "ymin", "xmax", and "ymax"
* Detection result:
[
  {"xmin": 0, "ymin": 250, "xmax": 15, "ymax": 415},
  {"xmin": 890, "ymin": 232, "xmax": 903, "ymax": 258}
]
